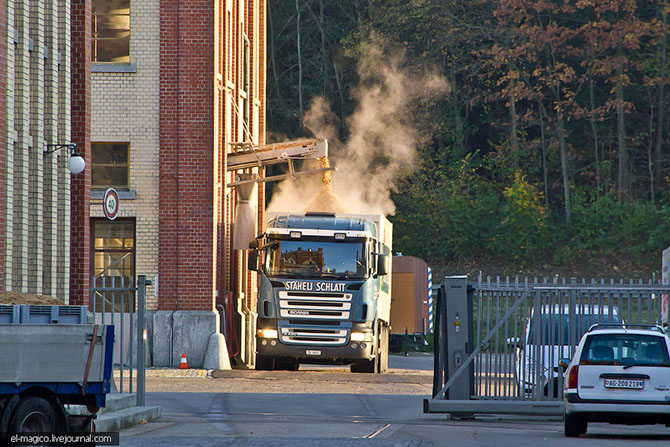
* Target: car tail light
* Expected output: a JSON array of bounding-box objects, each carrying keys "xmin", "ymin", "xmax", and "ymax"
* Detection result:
[{"xmin": 568, "ymin": 365, "xmax": 579, "ymax": 389}]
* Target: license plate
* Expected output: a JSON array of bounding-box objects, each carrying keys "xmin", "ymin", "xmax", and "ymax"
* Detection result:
[
  {"xmin": 306, "ymin": 350, "xmax": 321, "ymax": 356},
  {"xmin": 604, "ymin": 378, "xmax": 644, "ymax": 389}
]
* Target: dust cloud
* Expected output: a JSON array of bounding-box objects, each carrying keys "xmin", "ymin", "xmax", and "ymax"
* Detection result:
[{"xmin": 267, "ymin": 45, "xmax": 449, "ymax": 217}]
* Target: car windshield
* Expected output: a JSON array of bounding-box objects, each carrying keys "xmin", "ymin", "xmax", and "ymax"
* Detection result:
[
  {"xmin": 264, "ymin": 238, "xmax": 368, "ymax": 279},
  {"xmin": 580, "ymin": 334, "xmax": 670, "ymax": 367},
  {"xmin": 528, "ymin": 312, "xmax": 619, "ymax": 346}
]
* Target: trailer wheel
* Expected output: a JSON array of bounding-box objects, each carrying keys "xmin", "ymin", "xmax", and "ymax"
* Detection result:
[{"xmin": 9, "ymin": 396, "xmax": 58, "ymax": 434}]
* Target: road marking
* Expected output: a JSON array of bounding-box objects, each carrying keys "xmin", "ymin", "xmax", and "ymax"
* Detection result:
[{"xmin": 365, "ymin": 423, "xmax": 391, "ymax": 438}]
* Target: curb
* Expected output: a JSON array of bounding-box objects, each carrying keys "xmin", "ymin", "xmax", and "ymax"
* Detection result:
[{"xmin": 94, "ymin": 405, "xmax": 162, "ymax": 432}]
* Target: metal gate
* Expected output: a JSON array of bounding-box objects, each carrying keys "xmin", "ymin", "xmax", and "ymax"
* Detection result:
[
  {"xmin": 90, "ymin": 274, "xmax": 149, "ymax": 406},
  {"xmin": 424, "ymin": 275, "xmax": 670, "ymax": 416}
]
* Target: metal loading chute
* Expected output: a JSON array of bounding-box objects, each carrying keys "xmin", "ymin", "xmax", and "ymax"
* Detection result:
[
  {"xmin": 226, "ymin": 139, "xmax": 333, "ymax": 187},
  {"xmin": 232, "ymin": 174, "xmax": 258, "ymax": 250},
  {"xmin": 226, "ymin": 138, "xmax": 335, "ymax": 249}
]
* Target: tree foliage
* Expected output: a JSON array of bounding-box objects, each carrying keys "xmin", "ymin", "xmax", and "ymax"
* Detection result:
[{"xmin": 268, "ymin": 0, "xmax": 670, "ymax": 274}]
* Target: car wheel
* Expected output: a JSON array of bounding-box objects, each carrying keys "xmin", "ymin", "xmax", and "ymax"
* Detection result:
[{"xmin": 564, "ymin": 412, "xmax": 585, "ymax": 437}]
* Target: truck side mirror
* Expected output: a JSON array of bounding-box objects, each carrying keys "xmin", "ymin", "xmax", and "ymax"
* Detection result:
[
  {"xmin": 248, "ymin": 250, "xmax": 259, "ymax": 271},
  {"xmin": 377, "ymin": 254, "xmax": 389, "ymax": 276}
]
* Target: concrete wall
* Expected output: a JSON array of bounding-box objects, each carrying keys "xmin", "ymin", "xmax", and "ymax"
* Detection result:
[{"xmin": 152, "ymin": 310, "xmax": 219, "ymax": 368}]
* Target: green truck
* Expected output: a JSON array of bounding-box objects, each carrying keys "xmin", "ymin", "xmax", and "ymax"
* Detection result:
[{"xmin": 249, "ymin": 212, "xmax": 392, "ymax": 373}]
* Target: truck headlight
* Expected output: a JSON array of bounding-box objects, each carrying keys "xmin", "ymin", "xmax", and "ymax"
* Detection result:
[
  {"xmin": 258, "ymin": 328, "xmax": 278, "ymax": 339},
  {"xmin": 351, "ymin": 332, "xmax": 371, "ymax": 342}
]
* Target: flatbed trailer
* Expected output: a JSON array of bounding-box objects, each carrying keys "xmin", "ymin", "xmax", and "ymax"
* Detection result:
[{"xmin": 0, "ymin": 321, "xmax": 114, "ymax": 439}]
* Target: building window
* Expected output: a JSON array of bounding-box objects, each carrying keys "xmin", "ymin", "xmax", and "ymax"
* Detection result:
[
  {"xmin": 92, "ymin": 142, "xmax": 129, "ymax": 189},
  {"xmin": 92, "ymin": 0, "xmax": 130, "ymax": 63},
  {"xmin": 92, "ymin": 219, "xmax": 135, "ymax": 312}
]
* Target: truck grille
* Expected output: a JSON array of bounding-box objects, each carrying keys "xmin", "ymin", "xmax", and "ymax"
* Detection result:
[
  {"xmin": 279, "ymin": 327, "xmax": 348, "ymax": 345},
  {"xmin": 278, "ymin": 291, "xmax": 352, "ymax": 320}
]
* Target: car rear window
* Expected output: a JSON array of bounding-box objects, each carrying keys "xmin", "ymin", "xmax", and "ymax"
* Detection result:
[{"xmin": 580, "ymin": 334, "xmax": 670, "ymax": 367}]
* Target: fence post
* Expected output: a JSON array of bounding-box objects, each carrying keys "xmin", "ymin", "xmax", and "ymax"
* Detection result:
[{"xmin": 137, "ymin": 275, "xmax": 147, "ymax": 406}]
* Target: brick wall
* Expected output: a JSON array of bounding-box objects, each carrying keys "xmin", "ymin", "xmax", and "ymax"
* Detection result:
[
  {"xmin": 91, "ymin": 0, "xmax": 160, "ymax": 310},
  {"xmin": 70, "ymin": 0, "xmax": 91, "ymax": 305},
  {"xmin": 2, "ymin": 0, "xmax": 72, "ymax": 299},
  {"xmin": 159, "ymin": 0, "xmax": 216, "ymax": 311},
  {"xmin": 0, "ymin": 0, "xmax": 7, "ymax": 292}
]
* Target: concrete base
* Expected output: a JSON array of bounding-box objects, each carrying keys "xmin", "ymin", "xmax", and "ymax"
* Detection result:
[
  {"xmin": 94, "ymin": 405, "xmax": 162, "ymax": 432},
  {"xmin": 152, "ymin": 311, "xmax": 174, "ymax": 367},
  {"xmin": 172, "ymin": 311, "xmax": 219, "ymax": 368},
  {"xmin": 151, "ymin": 310, "xmax": 219, "ymax": 368},
  {"xmin": 203, "ymin": 332, "xmax": 231, "ymax": 370},
  {"xmin": 67, "ymin": 394, "xmax": 161, "ymax": 432}
]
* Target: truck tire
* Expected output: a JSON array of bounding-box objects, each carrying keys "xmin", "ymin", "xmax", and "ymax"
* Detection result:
[
  {"xmin": 351, "ymin": 323, "xmax": 382, "ymax": 374},
  {"xmin": 275, "ymin": 358, "xmax": 299, "ymax": 371},
  {"xmin": 255, "ymin": 355, "xmax": 275, "ymax": 371},
  {"xmin": 350, "ymin": 358, "xmax": 376, "ymax": 373},
  {"xmin": 9, "ymin": 396, "xmax": 58, "ymax": 433}
]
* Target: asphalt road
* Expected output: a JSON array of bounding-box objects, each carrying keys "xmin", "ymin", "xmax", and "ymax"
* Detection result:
[{"xmin": 120, "ymin": 354, "xmax": 670, "ymax": 447}]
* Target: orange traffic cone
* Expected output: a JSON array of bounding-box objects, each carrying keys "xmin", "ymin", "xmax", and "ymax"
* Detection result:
[{"xmin": 179, "ymin": 352, "xmax": 189, "ymax": 369}]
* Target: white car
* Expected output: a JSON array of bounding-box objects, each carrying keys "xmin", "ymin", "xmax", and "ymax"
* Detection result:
[
  {"xmin": 562, "ymin": 325, "xmax": 670, "ymax": 437},
  {"xmin": 511, "ymin": 305, "xmax": 618, "ymax": 397}
]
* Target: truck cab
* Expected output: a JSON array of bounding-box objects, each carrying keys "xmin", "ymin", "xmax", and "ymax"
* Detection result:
[{"xmin": 250, "ymin": 212, "xmax": 392, "ymax": 373}]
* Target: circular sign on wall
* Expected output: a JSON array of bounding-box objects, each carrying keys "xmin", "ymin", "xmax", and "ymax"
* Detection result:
[{"xmin": 103, "ymin": 188, "xmax": 120, "ymax": 221}]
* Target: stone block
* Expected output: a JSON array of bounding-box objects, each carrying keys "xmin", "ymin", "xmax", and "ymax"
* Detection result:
[
  {"xmin": 152, "ymin": 311, "xmax": 173, "ymax": 367},
  {"xmin": 172, "ymin": 311, "xmax": 219, "ymax": 368}
]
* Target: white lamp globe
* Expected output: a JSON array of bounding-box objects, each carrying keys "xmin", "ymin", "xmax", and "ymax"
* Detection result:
[{"xmin": 68, "ymin": 155, "xmax": 86, "ymax": 174}]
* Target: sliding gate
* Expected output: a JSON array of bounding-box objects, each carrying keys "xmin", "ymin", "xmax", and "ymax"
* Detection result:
[{"xmin": 424, "ymin": 275, "xmax": 670, "ymax": 416}]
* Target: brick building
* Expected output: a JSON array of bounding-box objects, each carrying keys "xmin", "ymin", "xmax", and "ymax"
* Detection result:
[
  {"xmin": 0, "ymin": 0, "xmax": 265, "ymax": 368},
  {"xmin": 90, "ymin": 0, "xmax": 267, "ymax": 367},
  {"xmin": 0, "ymin": 0, "xmax": 74, "ymax": 299}
]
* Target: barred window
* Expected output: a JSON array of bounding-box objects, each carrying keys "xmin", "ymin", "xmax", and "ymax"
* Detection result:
[{"xmin": 92, "ymin": 0, "xmax": 130, "ymax": 63}]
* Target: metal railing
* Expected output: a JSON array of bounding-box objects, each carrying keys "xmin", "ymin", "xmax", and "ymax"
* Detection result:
[
  {"xmin": 90, "ymin": 274, "xmax": 149, "ymax": 406},
  {"xmin": 425, "ymin": 275, "xmax": 670, "ymax": 416}
]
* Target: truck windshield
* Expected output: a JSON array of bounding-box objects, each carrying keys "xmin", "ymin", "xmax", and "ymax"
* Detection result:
[{"xmin": 264, "ymin": 239, "xmax": 367, "ymax": 279}]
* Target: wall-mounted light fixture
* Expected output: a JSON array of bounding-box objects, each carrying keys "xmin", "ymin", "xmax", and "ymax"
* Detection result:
[{"xmin": 44, "ymin": 143, "xmax": 85, "ymax": 174}]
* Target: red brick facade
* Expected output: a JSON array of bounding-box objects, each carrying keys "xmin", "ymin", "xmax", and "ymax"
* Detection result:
[
  {"xmin": 159, "ymin": 0, "xmax": 266, "ymax": 312},
  {"xmin": 70, "ymin": 0, "xmax": 92, "ymax": 305},
  {"xmin": 159, "ymin": 0, "xmax": 216, "ymax": 311},
  {"xmin": 0, "ymin": 0, "xmax": 6, "ymax": 293}
]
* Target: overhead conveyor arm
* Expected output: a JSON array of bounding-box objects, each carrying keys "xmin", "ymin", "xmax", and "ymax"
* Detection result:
[{"xmin": 226, "ymin": 139, "xmax": 335, "ymax": 187}]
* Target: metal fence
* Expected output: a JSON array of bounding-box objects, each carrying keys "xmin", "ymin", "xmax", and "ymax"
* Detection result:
[
  {"xmin": 425, "ymin": 275, "xmax": 670, "ymax": 416},
  {"xmin": 90, "ymin": 274, "xmax": 149, "ymax": 406}
]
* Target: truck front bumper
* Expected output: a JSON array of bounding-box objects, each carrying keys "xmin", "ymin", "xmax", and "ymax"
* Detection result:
[{"xmin": 256, "ymin": 338, "xmax": 374, "ymax": 363}]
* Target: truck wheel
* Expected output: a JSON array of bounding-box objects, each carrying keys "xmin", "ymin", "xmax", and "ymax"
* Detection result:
[
  {"xmin": 350, "ymin": 359, "xmax": 376, "ymax": 373},
  {"xmin": 255, "ymin": 355, "xmax": 275, "ymax": 371},
  {"xmin": 275, "ymin": 358, "xmax": 299, "ymax": 371},
  {"xmin": 9, "ymin": 396, "xmax": 58, "ymax": 433}
]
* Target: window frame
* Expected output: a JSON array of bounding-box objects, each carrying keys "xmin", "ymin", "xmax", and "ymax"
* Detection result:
[
  {"xmin": 92, "ymin": 0, "xmax": 131, "ymax": 64},
  {"xmin": 91, "ymin": 142, "xmax": 130, "ymax": 190},
  {"xmin": 90, "ymin": 218, "xmax": 136, "ymax": 312}
]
